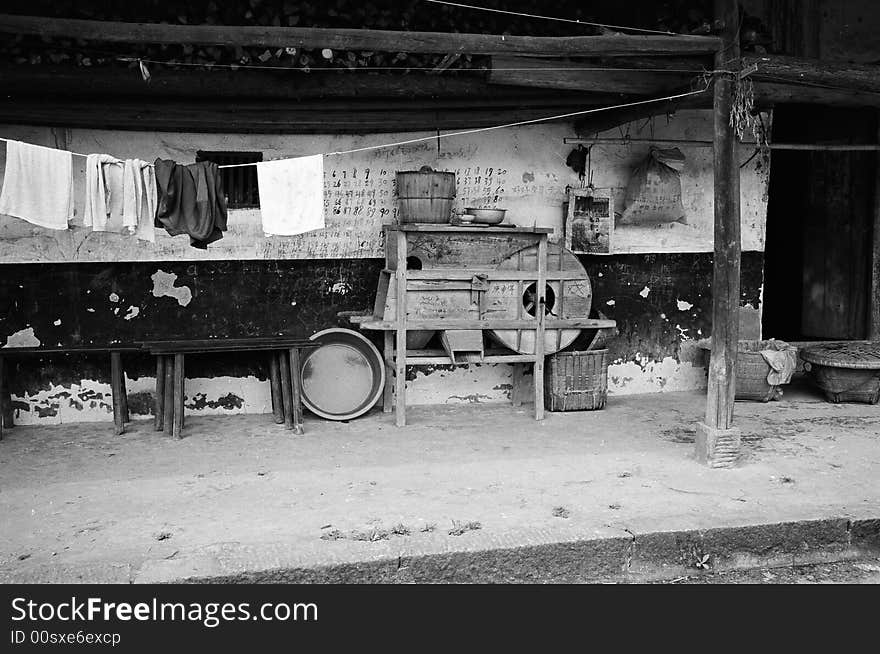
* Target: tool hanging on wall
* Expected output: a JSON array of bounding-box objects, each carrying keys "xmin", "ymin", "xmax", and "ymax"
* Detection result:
[{"xmin": 565, "ymin": 144, "xmax": 594, "ymax": 190}]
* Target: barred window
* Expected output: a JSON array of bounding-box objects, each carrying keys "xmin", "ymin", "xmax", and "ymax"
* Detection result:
[{"xmin": 196, "ymin": 151, "xmax": 262, "ymax": 209}]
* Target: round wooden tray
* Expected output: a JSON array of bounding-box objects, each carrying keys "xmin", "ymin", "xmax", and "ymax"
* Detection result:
[{"xmin": 799, "ymin": 341, "xmax": 880, "ymax": 369}]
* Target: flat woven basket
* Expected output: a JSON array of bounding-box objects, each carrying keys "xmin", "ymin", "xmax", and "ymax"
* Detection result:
[{"xmin": 544, "ymin": 349, "xmax": 609, "ymax": 411}]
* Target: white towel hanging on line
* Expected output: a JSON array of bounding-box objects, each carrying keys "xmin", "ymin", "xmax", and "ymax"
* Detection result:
[
  {"xmin": 0, "ymin": 140, "xmax": 75, "ymax": 230},
  {"xmin": 256, "ymin": 155, "xmax": 325, "ymax": 237}
]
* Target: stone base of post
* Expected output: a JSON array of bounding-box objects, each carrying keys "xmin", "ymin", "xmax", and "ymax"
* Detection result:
[{"xmin": 695, "ymin": 422, "xmax": 741, "ymax": 468}]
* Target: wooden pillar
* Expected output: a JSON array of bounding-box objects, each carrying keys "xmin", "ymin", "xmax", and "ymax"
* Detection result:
[
  {"xmin": 269, "ymin": 352, "xmax": 284, "ymax": 424},
  {"xmin": 869, "ymin": 122, "xmax": 880, "ymax": 340},
  {"xmin": 696, "ymin": 0, "xmax": 742, "ymax": 467}
]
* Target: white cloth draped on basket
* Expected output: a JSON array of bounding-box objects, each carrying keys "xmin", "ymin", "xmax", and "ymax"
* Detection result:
[
  {"xmin": 0, "ymin": 139, "xmax": 75, "ymax": 229},
  {"xmin": 256, "ymin": 155, "xmax": 325, "ymax": 236}
]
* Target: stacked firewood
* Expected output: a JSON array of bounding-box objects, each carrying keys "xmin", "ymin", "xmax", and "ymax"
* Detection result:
[{"xmin": 1, "ymin": 0, "xmax": 773, "ymax": 70}]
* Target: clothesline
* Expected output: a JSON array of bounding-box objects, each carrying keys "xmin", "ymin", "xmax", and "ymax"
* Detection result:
[
  {"xmin": 422, "ymin": 0, "xmax": 697, "ymax": 37},
  {"xmin": 0, "ymin": 83, "xmax": 711, "ymax": 169},
  {"xmin": 220, "ymin": 84, "xmax": 712, "ymax": 167},
  {"xmin": 0, "ymin": 137, "xmax": 154, "ymax": 167}
]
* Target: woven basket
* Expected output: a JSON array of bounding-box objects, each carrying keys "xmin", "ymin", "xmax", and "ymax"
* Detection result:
[
  {"xmin": 736, "ymin": 342, "xmax": 778, "ymax": 402},
  {"xmin": 735, "ymin": 340, "xmax": 796, "ymax": 402},
  {"xmin": 544, "ymin": 349, "xmax": 608, "ymax": 411}
]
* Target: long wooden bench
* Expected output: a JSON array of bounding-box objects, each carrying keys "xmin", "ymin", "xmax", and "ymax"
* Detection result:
[
  {"xmin": 139, "ymin": 338, "xmax": 315, "ymax": 439},
  {"xmin": 0, "ymin": 345, "xmax": 140, "ymax": 440}
]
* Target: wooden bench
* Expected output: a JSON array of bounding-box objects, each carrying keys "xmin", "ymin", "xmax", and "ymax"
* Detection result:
[
  {"xmin": 0, "ymin": 345, "xmax": 140, "ymax": 440},
  {"xmin": 139, "ymin": 338, "xmax": 315, "ymax": 439}
]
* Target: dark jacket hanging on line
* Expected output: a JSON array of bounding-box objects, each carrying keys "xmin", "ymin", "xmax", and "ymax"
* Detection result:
[{"xmin": 154, "ymin": 159, "xmax": 228, "ymax": 249}]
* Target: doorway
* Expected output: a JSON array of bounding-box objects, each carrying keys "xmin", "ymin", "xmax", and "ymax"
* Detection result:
[{"xmin": 761, "ymin": 104, "xmax": 877, "ymax": 341}]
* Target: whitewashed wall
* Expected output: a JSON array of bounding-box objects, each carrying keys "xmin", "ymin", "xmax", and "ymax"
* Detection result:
[{"xmin": 0, "ymin": 110, "xmax": 768, "ymax": 263}]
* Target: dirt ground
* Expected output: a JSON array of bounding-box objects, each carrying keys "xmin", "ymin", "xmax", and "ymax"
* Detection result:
[{"xmin": 1, "ymin": 381, "xmax": 878, "ymax": 583}]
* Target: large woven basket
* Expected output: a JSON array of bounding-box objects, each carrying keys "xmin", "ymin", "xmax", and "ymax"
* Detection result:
[
  {"xmin": 544, "ymin": 349, "xmax": 608, "ymax": 411},
  {"xmin": 736, "ymin": 341, "xmax": 779, "ymax": 401}
]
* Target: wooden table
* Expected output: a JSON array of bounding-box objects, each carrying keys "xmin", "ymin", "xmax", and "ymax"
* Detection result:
[
  {"xmin": 0, "ymin": 346, "xmax": 138, "ymax": 440},
  {"xmin": 139, "ymin": 338, "xmax": 315, "ymax": 438},
  {"xmin": 799, "ymin": 341, "xmax": 880, "ymax": 404}
]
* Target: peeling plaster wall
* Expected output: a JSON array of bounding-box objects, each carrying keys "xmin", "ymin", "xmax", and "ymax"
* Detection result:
[
  {"xmin": 8, "ymin": 374, "xmax": 271, "ymax": 426},
  {"xmin": 0, "ymin": 115, "xmax": 770, "ymax": 422},
  {"xmin": 0, "ymin": 252, "xmax": 766, "ymax": 423}
]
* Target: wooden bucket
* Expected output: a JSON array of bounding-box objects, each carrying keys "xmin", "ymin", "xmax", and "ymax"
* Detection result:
[{"xmin": 396, "ymin": 167, "xmax": 456, "ymax": 224}]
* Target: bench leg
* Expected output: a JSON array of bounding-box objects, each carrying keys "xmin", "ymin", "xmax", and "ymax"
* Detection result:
[
  {"xmin": 289, "ymin": 347, "xmax": 304, "ymax": 435},
  {"xmin": 120, "ymin": 356, "xmax": 130, "ymax": 424},
  {"xmin": 154, "ymin": 355, "xmax": 165, "ymax": 431},
  {"xmin": 110, "ymin": 352, "xmax": 125, "ymax": 435},
  {"xmin": 279, "ymin": 350, "xmax": 294, "ymax": 430},
  {"xmin": 163, "ymin": 356, "xmax": 175, "ymax": 436},
  {"xmin": 269, "ymin": 352, "xmax": 284, "ymax": 424},
  {"xmin": 172, "ymin": 353, "xmax": 184, "ymax": 439},
  {"xmin": 382, "ymin": 332, "xmax": 393, "ymax": 413}
]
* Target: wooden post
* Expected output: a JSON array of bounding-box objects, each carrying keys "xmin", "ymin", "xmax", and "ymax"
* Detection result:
[
  {"xmin": 869, "ymin": 123, "xmax": 880, "ymax": 340},
  {"xmin": 172, "ymin": 354, "xmax": 185, "ymax": 439},
  {"xmin": 269, "ymin": 352, "xmax": 284, "ymax": 424},
  {"xmin": 154, "ymin": 355, "xmax": 165, "ymax": 431},
  {"xmin": 696, "ymin": 0, "xmax": 742, "ymax": 468},
  {"xmin": 395, "ymin": 229, "xmax": 408, "ymax": 427},
  {"xmin": 279, "ymin": 350, "xmax": 294, "ymax": 430},
  {"xmin": 163, "ymin": 356, "xmax": 175, "ymax": 436},
  {"xmin": 534, "ymin": 234, "xmax": 547, "ymax": 420},
  {"xmin": 110, "ymin": 352, "xmax": 124, "ymax": 435}
]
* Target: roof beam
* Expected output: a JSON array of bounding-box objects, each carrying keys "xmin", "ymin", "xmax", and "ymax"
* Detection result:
[
  {"xmin": 745, "ymin": 54, "xmax": 880, "ymax": 96},
  {"xmin": 0, "ymin": 13, "xmax": 721, "ymax": 57},
  {"xmin": 0, "ymin": 63, "xmax": 628, "ymax": 105},
  {"xmin": 489, "ymin": 55, "xmax": 699, "ymax": 95}
]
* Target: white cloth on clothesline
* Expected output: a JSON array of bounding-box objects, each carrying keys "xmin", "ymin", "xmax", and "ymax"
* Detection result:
[
  {"xmin": 84, "ymin": 153, "xmax": 125, "ymax": 232},
  {"xmin": 256, "ymin": 155, "xmax": 325, "ymax": 236},
  {"xmin": 0, "ymin": 139, "xmax": 74, "ymax": 230},
  {"xmin": 122, "ymin": 159, "xmax": 158, "ymax": 242}
]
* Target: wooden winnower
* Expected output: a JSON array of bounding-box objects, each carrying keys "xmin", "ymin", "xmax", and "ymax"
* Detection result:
[{"xmin": 349, "ymin": 224, "xmax": 616, "ymax": 426}]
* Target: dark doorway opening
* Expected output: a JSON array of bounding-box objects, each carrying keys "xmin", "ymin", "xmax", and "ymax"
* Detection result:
[{"xmin": 761, "ymin": 104, "xmax": 877, "ymax": 341}]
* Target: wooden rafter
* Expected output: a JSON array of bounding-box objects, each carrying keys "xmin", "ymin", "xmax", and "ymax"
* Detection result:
[{"xmin": 0, "ymin": 13, "xmax": 721, "ymax": 57}]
